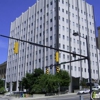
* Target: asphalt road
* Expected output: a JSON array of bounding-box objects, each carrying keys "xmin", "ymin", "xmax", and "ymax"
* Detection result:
[
  {"xmin": 0, "ymin": 94, "xmax": 100, "ymax": 100},
  {"xmin": 36, "ymin": 94, "xmax": 90, "ymax": 100},
  {"xmin": 0, "ymin": 98, "xmax": 8, "ymax": 100}
]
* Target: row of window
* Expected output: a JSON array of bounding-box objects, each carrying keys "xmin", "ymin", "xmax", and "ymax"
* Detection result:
[
  {"xmin": 60, "ymin": 7, "xmax": 93, "ymax": 21},
  {"xmin": 60, "ymin": 0, "xmax": 93, "ymax": 17},
  {"xmin": 0, "ymin": 68, "xmax": 6, "ymax": 74},
  {"xmin": 63, "ymin": 64, "xmax": 98, "ymax": 74},
  {"xmin": 59, "ymin": 23, "xmax": 94, "ymax": 33},
  {"xmin": 6, "ymin": 66, "xmax": 98, "ymax": 79}
]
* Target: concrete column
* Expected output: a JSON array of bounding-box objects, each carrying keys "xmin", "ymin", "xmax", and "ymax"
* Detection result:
[
  {"xmin": 16, "ymin": 81, "xmax": 19, "ymax": 91},
  {"xmin": 79, "ymin": 79, "xmax": 82, "ymax": 90},
  {"xmin": 5, "ymin": 82, "xmax": 7, "ymax": 91},
  {"xmin": 10, "ymin": 82, "xmax": 12, "ymax": 92},
  {"xmin": 69, "ymin": 82, "xmax": 72, "ymax": 93}
]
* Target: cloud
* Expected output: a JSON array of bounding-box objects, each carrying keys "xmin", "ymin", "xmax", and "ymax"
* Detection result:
[{"xmin": 0, "ymin": 40, "xmax": 8, "ymax": 49}]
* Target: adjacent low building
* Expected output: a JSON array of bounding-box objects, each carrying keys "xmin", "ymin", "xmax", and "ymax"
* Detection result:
[{"xmin": 0, "ymin": 61, "xmax": 7, "ymax": 80}]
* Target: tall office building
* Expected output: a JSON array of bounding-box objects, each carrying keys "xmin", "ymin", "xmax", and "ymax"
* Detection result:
[{"xmin": 5, "ymin": 0, "xmax": 99, "ymax": 92}]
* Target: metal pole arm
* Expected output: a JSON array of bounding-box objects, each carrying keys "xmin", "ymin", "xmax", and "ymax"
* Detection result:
[
  {"xmin": 0, "ymin": 34, "xmax": 87, "ymax": 58},
  {"xmin": 47, "ymin": 57, "xmax": 87, "ymax": 68}
]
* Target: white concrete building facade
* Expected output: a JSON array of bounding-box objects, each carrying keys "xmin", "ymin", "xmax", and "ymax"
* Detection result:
[{"xmin": 5, "ymin": 0, "xmax": 99, "ymax": 92}]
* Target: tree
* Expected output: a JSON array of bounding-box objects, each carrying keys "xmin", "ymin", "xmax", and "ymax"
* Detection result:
[
  {"xmin": 0, "ymin": 79, "xmax": 4, "ymax": 88},
  {"xmin": 34, "ymin": 68, "xmax": 44, "ymax": 77},
  {"xmin": 22, "ymin": 68, "xmax": 44, "ymax": 93},
  {"xmin": 56, "ymin": 70, "xmax": 70, "ymax": 87},
  {"xmin": 22, "ymin": 73, "xmax": 34, "ymax": 90},
  {"xmin": 31, "ymin": 74, "xmax": 60, "ymax": 93},
  {"xmin": 0, "ymin": 79, "xmax": 5, "ymax": 94},
  {"xmin": 22, "ymin": 69, "xmax": 70, "ymax": 94}
]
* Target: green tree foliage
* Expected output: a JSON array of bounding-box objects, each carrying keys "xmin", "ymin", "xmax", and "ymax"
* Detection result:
[
  {"xmin": 0, "ymin": 79, "xmax": 6, "ymax": 94},
  {"xmin": 0, "ymin": 79, "xmax": 4, "ymax": 88},
  {"xmin": 22, "ymin": 73, "xmax": 34, "ymax": 90},
  {"xmin": 56, "ymin": 70, "xmax": 70, "ymax": 87},
  {"xmin": 0, "ymin": 87, "xmax": 6, "ymax": 93},
  {"xmin": 34, "ymin": 68, "xmax": 44, "ymax": 77},
  {"xmin": 22, "ymin": 68, "xmax": 70, "ymax": 94},
  {"xmin": 31, "ymin": 74, "xmax": 60, "ymax": 93},
  {"xmin": 22, "ymin": 68, "xmax": 44, "ymax": 93}
]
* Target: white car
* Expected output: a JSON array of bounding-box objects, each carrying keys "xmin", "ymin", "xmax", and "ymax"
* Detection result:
[
  {"xmin": 77, "ymin": 89, "xmax": 90, "ymax": 94},
  {"xmin": 92, "ymin": 86, "xmax": 99, "ymax": 91}
]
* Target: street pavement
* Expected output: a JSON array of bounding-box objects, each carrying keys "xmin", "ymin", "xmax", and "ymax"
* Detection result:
[
  {"xmin": 1, "ymin": 93, "xmax": 100, "ymax": 100},
  {"xmin": 0, "ymin": 93, "xmax": 91, "ymax": 100},
  {"xmin": 0, "ymin": 98, "xmax": 8, "ymax": 100},
  {"xmin": 33, "ymin": 94, "xmax": 90, "ymax": 100}
]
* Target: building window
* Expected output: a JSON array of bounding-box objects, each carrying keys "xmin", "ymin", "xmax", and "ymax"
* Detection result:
[
  {"xmin": 75, "ymin": 66, "xmax": 76, "ymax": 71},
  {"xmin": 63, "ymin": 35, "xmax": 65, "ymax": 39},
  {"xmin": 78, "ymin": 67, "xmax": 80, "ymax": 71},
  {"xmin": 62, "ymin": 9, "xmax": 64, "ymax": 12},
  {"xmin": 39, "ymin": 59, "xmax": 41, "ymax": 62},
  {"xmin": 72, "ymin": 13, "xmax": 74, "ymax": 17},
  {"xmin": 30, "ymin": 62, "xmax": 31, "ymax": 65},
  {"xmin": 62, "ymin": 26, "xmax": 65, "ymax": 30},
  {"xmin": 62, "ymin": 17, "xmax": 64, "ymax": 21},
  {"xmin": 50, "ymin": 36, "xmax": 52, "ymax": 40},
  {"xmin": 50, "ymin": 55, "xmax": 52, "ymax": 59},
  {"xmin": 63, "ymin": 45, "xmax": 65, "ymax": 49},
  {"xmin": 63, "ymin": 54, "xmax": 65, "ymax": 59},
  {"xmin": 66, "ymin": 10, "xmax": 68, "ymax": 14},
  {"xmin": 50, "ymin": 27, "xmax": 52, "ymax": 31},
  {"xmin": 50, "ymin": 1, "xmax": 52, "ymax": 5},
  {"xmin": 67, "ymin": 65, "xmax": 69, "ymax": 70},
  {"xmin": 62, "ymin": 0, "xmax": 64, "ymax": 4},
  {"xmin": 50, "ymin": 19, "xmax": 52, "ymax": 22},
  {"xmin": 63, "ymin": 65, "xmax": 65, "ymax": 69}
]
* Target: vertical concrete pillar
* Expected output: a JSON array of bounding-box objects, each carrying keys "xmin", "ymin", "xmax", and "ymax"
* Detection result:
[
  {"xmin": 10, "ymin": 82, "xmax": 12, "ymax": 93},
  {"xmin": 5, "ymin": 82, "xmax": 7, "ymax": 91},
  {"xmin": 16, "ymin": 81, "xmax": 19, "ymax": 91}
]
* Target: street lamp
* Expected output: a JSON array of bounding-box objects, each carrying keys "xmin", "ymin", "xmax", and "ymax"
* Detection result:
[{"xmin": 73, "ymin": 32, "xmax": 92, "ymax": 100}]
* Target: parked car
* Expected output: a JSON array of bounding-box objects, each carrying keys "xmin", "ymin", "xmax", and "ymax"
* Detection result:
[
  {"xmin": 92, "ymin": 86, "xmax": 99, "ymax": 91},
  {"xmin": 77, "ymin": 89, "xmax": 90, "ymax": 94}
]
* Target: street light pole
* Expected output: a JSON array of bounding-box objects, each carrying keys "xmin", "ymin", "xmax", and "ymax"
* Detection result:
[
  {"xmin": 73, "ymin": 33, "xmax": 92, "ymax": 100},
  {"xmin": 86, "ymin": 36, "xmax": 92, "ymax": 100}
]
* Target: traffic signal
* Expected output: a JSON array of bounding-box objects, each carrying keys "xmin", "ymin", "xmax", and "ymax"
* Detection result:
[
  {"xmin": 55, "ymin": 51, "xmax": 59, "ymax": 62},
  {"xmin": 73, "ymin": 51, "xmax": 76, "ymax": 58},
  {"xmin": 14, "ymin": 42, "xmax": 19, "ymax": 54},
  {"xmin": 56, "ymin": 66, "xmax": 60, "ymax": 73},
  {"xmin": 46, "ymin": 67, "xmax": 49, "ymax": 74}
]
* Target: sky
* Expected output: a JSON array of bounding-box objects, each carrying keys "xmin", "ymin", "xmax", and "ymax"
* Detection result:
[{"xmin": 0, "ymin": 0, "xmax": 100, "ymax": 64}]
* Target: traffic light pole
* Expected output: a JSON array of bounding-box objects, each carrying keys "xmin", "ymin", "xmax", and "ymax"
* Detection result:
[
  {"xmin": 46, "ymin": 57, "xmax": 87, "ymax": 68},
  {"xmin": 0, "ymin": 34, "xmax": 87, "ymax": 58},
  {"xmin": 86, "ymin": 36, "xmax": 92, "ymax": 100},
  {"xmin": 73, "ymin": 32, "xmax": 92, "ymax": 100},
  {"xmin": 56, "ymin": 0, "xmax": 59, "ymax": 74}
]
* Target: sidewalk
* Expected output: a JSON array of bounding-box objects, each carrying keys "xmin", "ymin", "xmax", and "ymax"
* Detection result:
[{"xmin": 1, "ymin": 92, "xmax": 77, "ymax": 100}]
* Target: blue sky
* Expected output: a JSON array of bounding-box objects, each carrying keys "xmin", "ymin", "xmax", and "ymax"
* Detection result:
[{"xmin": 0, "ymin": 0, "xmax": 100, "ymax": 64}]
